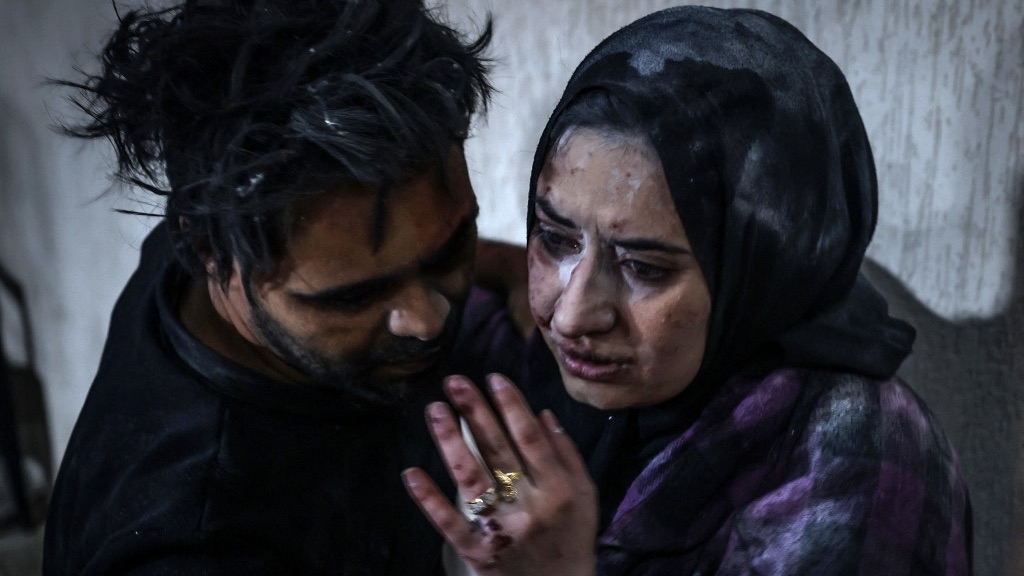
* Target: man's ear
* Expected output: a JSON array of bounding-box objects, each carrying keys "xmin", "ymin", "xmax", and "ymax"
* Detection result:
[
  {"xmin": 202, "ymin": 256, "xmax": 231, "ymax": 295},
  {"xmin": 178, "ymin": 216, "xmax": 221, "ymax": 282}
]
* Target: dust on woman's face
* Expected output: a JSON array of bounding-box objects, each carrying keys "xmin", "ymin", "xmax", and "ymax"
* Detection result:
[{"xmin": 528, "ymin": 129, "xmax": 711, "ymax": 410}]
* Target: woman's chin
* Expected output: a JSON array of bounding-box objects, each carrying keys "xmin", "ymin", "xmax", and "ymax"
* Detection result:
[
  {"xmin": 562, "ymin": 371, "xmax": 687, "ymax": 411},
  {"xmin": 563, "ymin": 376, "xmax": 636, "ymax": 411}
]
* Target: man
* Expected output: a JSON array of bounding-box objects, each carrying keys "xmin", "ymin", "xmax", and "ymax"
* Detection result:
[{"xmin": 44, "ymin": 0, "xmax": 492, "ymax": 573}]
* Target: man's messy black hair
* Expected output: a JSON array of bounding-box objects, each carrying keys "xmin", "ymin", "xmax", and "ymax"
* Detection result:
[{"xmin": 58, "ymin": 0, "xmax": 492, "ymax": 286}]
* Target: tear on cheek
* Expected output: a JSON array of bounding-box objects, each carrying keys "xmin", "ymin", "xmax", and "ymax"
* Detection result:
[{"xmin": 557, "ymin": 261, "xmax": 575, "ymax": 287}]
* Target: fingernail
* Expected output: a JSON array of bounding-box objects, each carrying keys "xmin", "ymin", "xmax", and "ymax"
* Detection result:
[
  {"xmin": 427, "ymin": 402, "xmax": 448, "ymax": 422},
  {"xmin": 543, "ymin": 410, "xmax": 565, "ymax": 433},
  {"xmin": 445, "ymin": 376, "xmax": 468, "ymax": 397},
  {"xmin": 487, "ymin": 373, "xmax": 506, "ymax": 392},
  {"xmin": 401, "ymin": 469, "xmax": 419, "ymax": 489}
]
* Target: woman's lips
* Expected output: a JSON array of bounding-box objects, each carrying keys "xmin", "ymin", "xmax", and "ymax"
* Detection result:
[{"xmin": 555, "ymin": 344, "xmax": 630, "ymax": 381}]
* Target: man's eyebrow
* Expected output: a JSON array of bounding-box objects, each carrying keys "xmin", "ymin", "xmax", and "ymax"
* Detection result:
[
  {"xmin": 289, "ymin": 274, "xmax": 399, "ymax": 305},
  {"xmin": 535, "ymin": 196, "xmax": 576, "ymax": 228},
  {"xmin": 290, "ymin": 205, "xmax": 479, "ymax": 303}
]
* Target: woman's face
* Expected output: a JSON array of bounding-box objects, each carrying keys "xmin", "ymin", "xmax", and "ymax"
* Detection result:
[{"xmin": 528, "ymin": 129, "xmax": 712, "ymax": 410}]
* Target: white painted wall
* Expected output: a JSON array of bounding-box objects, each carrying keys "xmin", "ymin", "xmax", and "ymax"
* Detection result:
[
  {"xmin": 1, "ymin": 0, "xmax": 1020, "ymax": 574},
  {"xmin": 0, "ymin": 0, "xmax": 157, "ymax": 472}
]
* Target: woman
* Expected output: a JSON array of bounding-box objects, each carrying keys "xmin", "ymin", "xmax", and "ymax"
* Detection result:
[{"xmin": 403, "ymin": 6, "xmax": 972, "ymax": 575}]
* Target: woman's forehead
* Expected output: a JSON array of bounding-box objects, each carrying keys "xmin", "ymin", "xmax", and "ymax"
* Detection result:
[{"xmin": 537, "ymin": 130, "xmax": 687, "ymax": 239}]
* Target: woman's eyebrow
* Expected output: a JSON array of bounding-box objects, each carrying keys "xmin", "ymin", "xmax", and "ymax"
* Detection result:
[
  {"xmin": 537, "ymin": 196, "xmax": 690, "ymax": 254},
  {"xmin": 613, "ymin": 238, "xmax": 691, "ymax": 254},
  {"xmin": 535, "ymin": 196, "xmax": 576, "ymax": 228}
]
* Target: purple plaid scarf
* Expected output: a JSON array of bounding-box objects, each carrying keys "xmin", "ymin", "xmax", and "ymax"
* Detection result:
[{"xmin": 598, "ymin": 368, "xmax": 971, "ymax": 575}]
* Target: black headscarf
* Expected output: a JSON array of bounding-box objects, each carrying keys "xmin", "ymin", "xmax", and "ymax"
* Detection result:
[{"xmin": 528, "ymin": 6, "xmax": 915, "ymax": 410}]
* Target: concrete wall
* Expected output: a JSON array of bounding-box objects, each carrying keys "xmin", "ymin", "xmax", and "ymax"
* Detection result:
[{"xmin": 1, "ymin": 0, "xmax": 1020, "ymax": 573}]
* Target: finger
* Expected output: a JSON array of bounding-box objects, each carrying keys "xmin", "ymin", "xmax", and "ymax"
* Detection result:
[
  {"xmin": 401, "ymin": 468, "xmax": 480, "ymax": 554},
  {"xmin": 444, "ymin": 375, "xmax": 524, "ymax": 477},
  {"xmin": 540, "ymin": 409, "xmax": 590, "ymax": 482},
  {"xmin": 486, "ymin": 373, "xmax": 562, "ymax": 488},
  {"xmin": 424, "ymin": 401, "xmax": 493, "ymax": 500}
]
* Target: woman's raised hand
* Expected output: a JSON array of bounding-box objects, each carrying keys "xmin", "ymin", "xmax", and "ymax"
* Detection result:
[{"xmin": 402, "ymin": 374, "xmax": 597, "ymax": 576}]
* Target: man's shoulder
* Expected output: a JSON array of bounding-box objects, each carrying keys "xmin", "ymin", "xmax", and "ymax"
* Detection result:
[
  {"xmin": 45, "ymin": 369, "xmax": 226, "ymax": 574},
  {"xmin": 56, "ymin": 345, "xmax": 226, "ymax": 500},
  {"xmin": 54, "ymin": 214, "xmax": 228, "ymax": 547},
  {"xmin": 99, "ymin": 221, "xmax": 177, "ymax": 353}
]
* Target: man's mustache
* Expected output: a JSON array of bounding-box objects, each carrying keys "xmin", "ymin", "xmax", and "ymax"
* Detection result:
[{"xmin": 368, "ymin": 306, "xmax": 461, "ymax": 365}]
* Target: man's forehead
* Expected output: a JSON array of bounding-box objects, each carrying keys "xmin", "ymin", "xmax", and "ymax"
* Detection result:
[
  {"xmin": 289, "ymin": 148, "xmax": 471, "ymax": 235},
  {"xmin": 273, "ymin": 157, "xmax": 476, "ymax": 290}
]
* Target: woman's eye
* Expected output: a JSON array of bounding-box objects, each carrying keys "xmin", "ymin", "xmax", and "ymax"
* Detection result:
[
  {"xmin": 537, "ymin": 228, "xmax": 580, "ymax": 256},
  {"xmin": 623, "ymin": 259, "xmax": 671, "ymax": 283}
]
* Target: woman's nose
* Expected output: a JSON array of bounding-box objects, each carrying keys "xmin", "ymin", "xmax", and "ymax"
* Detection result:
[
  {"xmin": 551, "ymin": 252, "xmax": 616, "ymax": 338},
  {"xmin": 387, "ymin": 282, "xmax": 450, "ymax": 341}
]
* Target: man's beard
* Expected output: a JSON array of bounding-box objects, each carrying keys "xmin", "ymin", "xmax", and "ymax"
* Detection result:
[{"xmin": 248, "ymin": 298, "xmax": 462, "ymax": 407}]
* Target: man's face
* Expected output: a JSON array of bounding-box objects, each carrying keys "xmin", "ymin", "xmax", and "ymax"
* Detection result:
[{"xmin": 222, "ymin": 149, "xmax": 478, "ymax": 404}]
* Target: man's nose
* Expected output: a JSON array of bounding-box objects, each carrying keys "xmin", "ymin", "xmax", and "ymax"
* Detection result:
[
  {"xmin": 551, "ymin": 251, "xmax": 616, "ymax": 338},
  {"xmin": 387, "ymin": 281, "xmax": 450, "ymax": 341}
]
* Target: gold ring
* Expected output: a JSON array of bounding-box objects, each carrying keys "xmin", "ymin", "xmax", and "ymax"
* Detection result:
[{"xmin": 493, "ymin": 469, "xmax": 523, "ymax": 503}]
